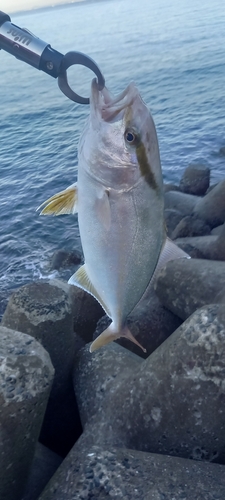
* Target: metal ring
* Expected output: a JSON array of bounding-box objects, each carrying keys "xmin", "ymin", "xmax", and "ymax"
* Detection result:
[{"xmin": 58, "ymin": 51, "xmax": 105, "ymax": 104}]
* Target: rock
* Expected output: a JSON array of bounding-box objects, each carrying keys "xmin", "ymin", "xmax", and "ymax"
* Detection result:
[
  {"xmin": 164, "ymin": 208, "xmax": 184, "ymax": 237},
  {"xmin": 38, "ymin": 445, "xmax": 225, "ymax": 500},
  {"xmin": 73, "ymin": 305, "xmax": 225, "ymax": 464},
  {"xmin": 94, "ymin": 285, "xmax": 182, "ymax": 359},
  {"xmin": 193, "ymin": 179, "xmax": 225, "ymax": 227},
  {"xmin": 179, "ymin": 163, "xmax": 210, "ymax": 195},
  {"xmin": 1, "ymin": 279, "xmax": 75, "ymax": 398},
  {"xmin": 154, "ymin": 258, "xmax": 225, "ymax": 319},
  {"xmin": 215, "ymin": 287, "xmax": 225, "ymax": 304},
  {"xmin": 206, "ymin": 182, "xmax": 218, "ymax": 194},
  {"xmin": 69, "ymin": 285, "xmax": 104, "ymax": 342},
  {"xmin": 175, "ymin": 229, "xmax": 225, "ymax": 261},
  {"xmin": 219, "ymin": 146, "xmax": 225, "ymax": 155},
  {"xmin": 164, "ymin": 190, "xmax": 200, "ymax": 216},
  {"xmin": 22, "ymin": 443, "xmax": 63, "ymax": 500},
  {"xmin": 174, "ymin": 234, "xmax": 217, "ymax": 259},
  {"xmin": 171, "ymin": 215, "xmax": 211, "ymax": 239},
  {"xmin": 211, "ymin": 223, "xmax": 225, "ymax": 236},
  {"xmin": 1, "ymin": 280, "xmax": 80, "ymax": 457},
  {"xmin": 49, "ymin": 249, "xmax": 82, "ymax": 271},
  {"xmin": 73, "ymin": 342, "xmax": 141, "ymax": 428},
  {"xmin": 39, "ymin": 378, "xmax": 82, "ymax": 457},
  {"xmin": 163, "ymin": 182, "xmax": 180, "ymax": 193},
  {"xmin": 0, "ymin": 326, "xmax": 54, "ymax": 500}
]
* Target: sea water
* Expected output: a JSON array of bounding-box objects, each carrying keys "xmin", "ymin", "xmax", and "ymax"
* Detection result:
[{"xmin": 0, "ymin": 0, "xmax": 224, "ymax": 312}]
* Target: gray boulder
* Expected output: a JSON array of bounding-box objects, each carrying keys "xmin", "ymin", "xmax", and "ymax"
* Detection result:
[
  {"xmin": 193, "ymin": 179, "xmax": 225, "ymax": 227},
  {"xmin": 49, "ymin": 248, "xmax": 82, "ymax": 271},
  {"xmin": 154, "ymin": 258, "xmax": 225, "ymax": 319},
  {"xmin": 72, "ymin": 306, "xmax": 225, "ymax": 463},
  {"xmin": 180, "ymin": 163, "xmax": 210, "ymax": 195},
  {"xmin": 1, "ymin": 280, "xmax": 80, "ymax": 457},
  {"xmin": 22, "ymin": 443, "xmax": 62, "ymax": 500},
  {"xmin": 164, "ymin": 190, "xmax": 200, "ymax": 215},
  {"xmin": 164, "ymin": 208, "xmax": 184, "ymax": 237},
  {"xmin": 163, "ymin": 182, "xmax": 180, "ymax": 193},
  {"xmin": 73, "ymin": 342, "xmax": 141, "ymax": 428},
  {"xmin": 171, "ymin": 215, "xmax": 211, "ymax": 239},
  {"xmin": 174, "ymin": 234, "xmax": 225, "ymax": 260},
  {"xmin": 38, "ymin": 445, "xmax": 225, "ymax": 500},
  {"xmin": 175, "ymin": 223, "xmax": 225, "ymax": 261},
  {"xmin": 1, "ymin": 279, "xmax": 75, "ymax": 398},
  {"xmin": 0, "ymin": 326, "xmax": 54, "ymax": 500},
  {"xmin": 211, "ymin": 223, "xmax": 225, "ymax": 236}
]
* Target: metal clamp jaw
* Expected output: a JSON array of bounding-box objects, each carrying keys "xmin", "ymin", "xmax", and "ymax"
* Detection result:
[
  {"xmin": 58, "ymin": 51, "xmax": 105, "ymax": 104},
  {"xmin": 0, "ymin": 10, "xmax": 105, "ymax": 104}
]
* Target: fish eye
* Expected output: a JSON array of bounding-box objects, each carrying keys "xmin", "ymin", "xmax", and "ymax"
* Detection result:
[{"xmin": 124, "ymin": 129, "xmax": 138, "ymax": 145}]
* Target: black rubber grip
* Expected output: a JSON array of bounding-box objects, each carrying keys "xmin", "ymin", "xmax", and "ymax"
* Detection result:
[{"xmin": 0, "ymin": 11, "xmax": 11, "ymax": 27}]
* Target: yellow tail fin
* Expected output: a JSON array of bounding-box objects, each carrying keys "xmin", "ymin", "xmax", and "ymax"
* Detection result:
[{"xmin": 90, "ymin": 323, "xmax": 146, "ymax": 353}]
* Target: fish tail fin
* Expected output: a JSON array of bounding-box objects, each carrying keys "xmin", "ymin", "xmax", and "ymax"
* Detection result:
[{"xmin": 90, "ymin": 323, "xmax": 147, "ymax": 353}]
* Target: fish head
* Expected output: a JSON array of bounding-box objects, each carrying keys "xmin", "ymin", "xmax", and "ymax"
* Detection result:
[{"xmin": 79, "ymin": 78, "xmax": 163, "ymax": 192}]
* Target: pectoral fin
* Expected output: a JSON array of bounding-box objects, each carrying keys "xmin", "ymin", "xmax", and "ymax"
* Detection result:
[
  {"xmin": 37, "ymin": 183, "xmax": 78, "ymax": 215},
  {"xmin": 95, "ymin": 187, "xmax": 111, "ymax": 231},
  {"xmin": 90, "ymin": 323, "xmax": 147, "ymax": 353},
  {"xmin": 68, "ymin": 264, "xmax": 110, "ymax": 317}
]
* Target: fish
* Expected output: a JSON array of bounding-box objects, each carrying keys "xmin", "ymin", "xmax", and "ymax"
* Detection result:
[{"xmin": 38, "ymin": 79, "xmax": 189, "ymax": 353}]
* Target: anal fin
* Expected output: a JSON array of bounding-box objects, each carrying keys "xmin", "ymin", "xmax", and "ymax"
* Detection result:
[{"xmin": 68, "ymin": 264, "xmax": 110, "ymax": 317}]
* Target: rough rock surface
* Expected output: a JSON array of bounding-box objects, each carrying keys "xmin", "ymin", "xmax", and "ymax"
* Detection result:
[
  {"xmin": 211, "ymin": 223, "xmax": 225, "ymax": 236},
  {"xmin": 73, "ymin": 342, "xmax": 141, "ymax": 428},
  {"xmin": 39, "ymin": 378, "xmax": 82, "ymax": 457},
  {"xmin": 179, "ymin": 163, "xmax": 210, "ymax": 195},
  {"xmin": 73, "ymin": 305, "xmax": 225, "ymax": 463},
  {"xmin": 171, "ymin": 215, "xmax": 211, "ymax": 239},
  {"xmin": 39, "ymin": 445, "xmax": 225, "ymax": 500},
  {"xmin": 1, "ymin": 280, "xmax": 81, "ymax": 456},
  {"xmin": 155, "ymin": 258, "xmax": 225, "ymax": 319},
  {"xmin": 164, "ymin": 208, "xmax": 184, "ymax": 237},
  {"xmin": 163, "ymin": 182, "xmax": 180, "ymax": 193},
  {"xmin": 193, "ymin": 179, "xmax": 225, "ymax": 227},
  {"xmin": 49, "ymin": 248, "xmax": 82, "ymax": 271},
  {"xmin": 175, "ymin": 231, "xmax": 225, "ymax": 260},
  {"xmin": 164, "ymin": 190, "xmax": 200, "ymax": 215},
  {"xmin": 0, "ymin": 326, "xmax": 54, "ymax": 500},
  {"xmin": 22, "ymin": 443, "xmax": 63, "ymax": 500},
  {"xmin": 1, "ymin": 279, "xmax": 75, "ymax": 398}
]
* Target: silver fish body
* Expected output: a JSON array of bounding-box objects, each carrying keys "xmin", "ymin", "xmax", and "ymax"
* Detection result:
[{"xmin": 38, "ymin": 80, "xmax": 189, "ymax": 352}]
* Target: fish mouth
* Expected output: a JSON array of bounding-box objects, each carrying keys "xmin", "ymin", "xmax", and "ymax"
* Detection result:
[{"xmin": 91, "ymin": 78, "xmax": 138, "ymax": 122}]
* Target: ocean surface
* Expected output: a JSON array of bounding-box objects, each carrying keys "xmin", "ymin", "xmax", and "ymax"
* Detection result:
[{"xmin": 0, "ymin": 0, "xmax": 225, "ymax": 312}]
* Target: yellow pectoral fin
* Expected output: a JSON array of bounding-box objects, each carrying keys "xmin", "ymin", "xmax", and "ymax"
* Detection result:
[
  {"xmin": 68, "ymin": 264, "xmax": 111, "ymax": 317},
  {"xmin": 37, "ymin": 183, "xmax": 78, "ymax": 215}
]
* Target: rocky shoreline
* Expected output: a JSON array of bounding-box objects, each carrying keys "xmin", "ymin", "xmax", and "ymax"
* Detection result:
[{"xmin": 1, "ymin": 163, "xmax": 225, "ymax": 499}]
